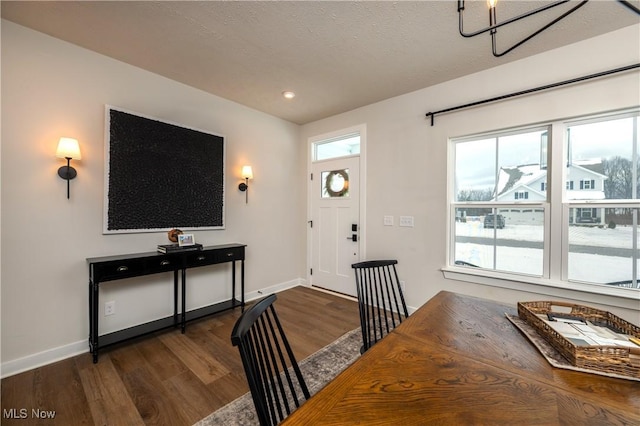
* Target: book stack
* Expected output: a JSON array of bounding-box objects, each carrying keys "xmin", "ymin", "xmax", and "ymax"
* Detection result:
[{"xmin": 157, "ymin": 243, "xmax": 203, "ymax": 253}]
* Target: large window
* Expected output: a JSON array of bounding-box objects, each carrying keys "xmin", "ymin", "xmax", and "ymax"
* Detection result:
[
  {"xmin": 450, "ymin": 110, "xmax": 639, "ymax": 292},
  {"xmin": 565, "ymin": 114, "xmax": 639, "ymax": 288}
]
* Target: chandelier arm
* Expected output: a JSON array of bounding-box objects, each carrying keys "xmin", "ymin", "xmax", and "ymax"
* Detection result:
[
  {"xmin": 492, "ymin": 0, "xmax": 589, "ymax": 57},
  {"xmin": 618, "ymin": 0, "xmax": 640, "ymax": 14},
  {"xmin": 458, "ymin": 0, "xmax": 571, "ymax": 38}
]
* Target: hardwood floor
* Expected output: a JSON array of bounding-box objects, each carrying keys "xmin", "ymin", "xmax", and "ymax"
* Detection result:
[{"xmin": 1, "ymin": 286, "xmax": 360, "ymax": 425}]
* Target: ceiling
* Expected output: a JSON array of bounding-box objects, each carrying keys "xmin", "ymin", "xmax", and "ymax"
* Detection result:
[{"xmin": 2, "ymin": 1, "xmax": 638, "ymax": 124}]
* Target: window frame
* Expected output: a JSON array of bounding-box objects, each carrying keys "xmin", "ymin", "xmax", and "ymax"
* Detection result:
[{"xmin": 446, "ymin": 108, "xmax": 640, "ymax": 300}]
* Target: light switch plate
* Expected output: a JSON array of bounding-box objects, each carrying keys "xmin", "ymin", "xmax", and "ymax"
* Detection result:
[
  {"xmin": 383, "ymin": 215, "xmax": 394, "ymax": 226},
  {"xmin": 399, "ymin": 216, "xmax": 414, "ymax": 227}
]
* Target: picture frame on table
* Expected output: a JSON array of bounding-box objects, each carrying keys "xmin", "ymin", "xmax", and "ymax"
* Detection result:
[{"xmin": 178, "ymin": 233, "xmax": 195, "ymax": 246}]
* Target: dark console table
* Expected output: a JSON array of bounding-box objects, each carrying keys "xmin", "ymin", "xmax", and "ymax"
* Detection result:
[{"xmin": 87, "ymin": 243, "xmax": 245, "ymax": 363}]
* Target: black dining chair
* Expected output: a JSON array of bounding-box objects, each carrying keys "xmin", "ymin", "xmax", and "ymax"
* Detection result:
[
  {"xmin": 230, "ymin": 293, "xmax": 310, "ymax": 426},
  {"xmin": 352, "ymin": 260, "xmax": 409, "ymax": 353}
]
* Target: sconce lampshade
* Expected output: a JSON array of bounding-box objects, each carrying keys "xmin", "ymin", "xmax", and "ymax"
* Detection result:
[
  {"xmin": 241, "ymin": 165, "xmax": 253, "ymax": 180},
  {"xmin": 56, "ymin": 137, "xmax": 82, "ymax": 160}
]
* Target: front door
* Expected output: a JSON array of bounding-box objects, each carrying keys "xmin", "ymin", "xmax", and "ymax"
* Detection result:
[{"xmin": 311, "ymin": 156, "xmax": 360, "ymax": 296}]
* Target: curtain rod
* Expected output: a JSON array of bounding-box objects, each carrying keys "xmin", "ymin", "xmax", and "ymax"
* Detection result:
[{"xmin": 425, "ymin": 63, "xmax": 640, "ymax": 126}]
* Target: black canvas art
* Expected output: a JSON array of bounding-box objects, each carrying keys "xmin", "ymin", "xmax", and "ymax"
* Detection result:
[{"xmin": 106, "ymin": 107, "xmax": 224, "ymax": 233}]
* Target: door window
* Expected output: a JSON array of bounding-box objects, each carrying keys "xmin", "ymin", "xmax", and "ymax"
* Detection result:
[{"xmin": 322, "ymin": 169, "xmax": 350, "ymax": 198}]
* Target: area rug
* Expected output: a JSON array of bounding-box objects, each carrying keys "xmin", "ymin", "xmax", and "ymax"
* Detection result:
[
  {"xmin": 194, "ymin": 328, "xmax": 362, "ymax": 426},
  {"xmin": 506, "ymin": 314, "xmax": 640, "ymax": 382}
]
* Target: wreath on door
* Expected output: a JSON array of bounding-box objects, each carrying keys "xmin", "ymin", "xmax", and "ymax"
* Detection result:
[{"xmin": 325, "ymin": 169, "xmax": 349, "ymax": 197}]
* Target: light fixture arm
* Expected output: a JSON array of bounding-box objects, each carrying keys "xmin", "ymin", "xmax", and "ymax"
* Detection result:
[
  {"xmin": 458, "ymin": 0, "xmax": 573, "ymax": 39},
  {"xmin": 459, "ymin": 0, "xmax": 639, "ymax": 57},
  {"xmin": 57, "ymin": 157, "xmax": 78, "ymax": 199},
  {"xmin": 618, "ymin": 0, "xmax": 640, "ymax": 14},
  {"xmin": 239, "ymin": 178, "xmax": 249, "ymax": 203},
  {"xmin": 492, "ymin": 0, "xmax": 588, "ymax": 57},
  {"xmin": 458, "ymin": 0, "xmax": 601, "ymax": 57}
]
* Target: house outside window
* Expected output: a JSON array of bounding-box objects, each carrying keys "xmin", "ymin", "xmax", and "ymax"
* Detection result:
[{"xmin": 450, "ymin": 109, "xmax": 639, "ymax": 291}]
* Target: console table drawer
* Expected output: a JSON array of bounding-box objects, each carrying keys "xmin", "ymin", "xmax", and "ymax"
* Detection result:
[
  {"xmin": 185, "ymin": 246, "xmax": 244, "ymax": 267},
  {"xmin": 149, "ymin": 256, "xmax": 180, "ymax": 272},
  {"xmin": 92, "ymin": 259, "xmax": 149, "ymax": 281},
  {"xmin": 92, "ymin": 255, "xmax": 182, "ymax": 281}
]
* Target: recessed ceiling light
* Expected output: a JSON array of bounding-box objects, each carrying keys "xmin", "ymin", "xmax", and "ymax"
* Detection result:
[{"xmin": 282, "ymin": 91, "xmax": 295, "ymax": 99}]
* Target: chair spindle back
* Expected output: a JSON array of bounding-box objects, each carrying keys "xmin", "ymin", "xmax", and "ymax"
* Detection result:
[
  {"xmin": 352, "ymin": 260, "xmax": 409, "ymax": 353},
  {"xmin": 231, "ymin": 294, "xmax": 310, "ymax": 426}
]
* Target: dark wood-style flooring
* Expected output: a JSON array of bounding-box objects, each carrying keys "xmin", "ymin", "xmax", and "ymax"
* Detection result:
[{"xmin": 1, "ymin": 286, "xmax": 360, "ymax": 425}]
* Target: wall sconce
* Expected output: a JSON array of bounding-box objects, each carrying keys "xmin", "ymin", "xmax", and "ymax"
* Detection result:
[
  {"xmin": 56, "ymin": 137, "xmax": 81, "ymax": 199},
  {"xmin": 238, "ymin": 165, "xmax": 253, "ymax": 204}
]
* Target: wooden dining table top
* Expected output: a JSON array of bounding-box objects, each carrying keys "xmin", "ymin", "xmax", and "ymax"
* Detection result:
[{"xmin": 282, "ymin": 290, "xmax": 640, "ymax": 425}]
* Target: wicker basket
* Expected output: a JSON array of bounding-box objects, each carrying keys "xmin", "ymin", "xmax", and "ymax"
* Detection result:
[{"xmin": 518, "ymin": 301, "xmax": 640, "ymax": 379}]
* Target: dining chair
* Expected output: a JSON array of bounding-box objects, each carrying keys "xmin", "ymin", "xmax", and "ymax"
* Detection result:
[
  {"xmin": 230, "ymin": 293, "xmax": 310, "ymax": 426},
  {"xmin": 352, "ymin": 259, "xmax": 409, "ymax": 353}
]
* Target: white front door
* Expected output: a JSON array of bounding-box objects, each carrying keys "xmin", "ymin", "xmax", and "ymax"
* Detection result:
[{"xmin": 311, "ymin": 156, "xmax": 360, "ymax": 296}]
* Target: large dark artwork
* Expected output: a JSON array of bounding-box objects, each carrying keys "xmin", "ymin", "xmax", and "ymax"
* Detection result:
[{"xmin": 105, "ymin": 107, "xmax": 225, "ymax": 233}]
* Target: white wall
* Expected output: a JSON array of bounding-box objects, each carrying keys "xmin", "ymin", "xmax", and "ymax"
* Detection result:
[
  {"xmin": 301, "ymin": 25, "xmax": 640, "ymax": 323},
  {"xmin": 3, "ymin": 19, "xmax": 639, "ymax": 378},
  {"xmin": 1, "ymin": 21, "xmax": 307, "ymax": 376}
]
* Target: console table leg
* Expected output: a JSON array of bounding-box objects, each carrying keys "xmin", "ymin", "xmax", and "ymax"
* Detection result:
[
  {"xmin": 181, "ymin": 269, "xmax": 186, "ymax": 334},
  {"xmin": 89, "ymin": 279, "xmax": 100, "ymax": 363},
  {"xmin": 173, "ymin": 270, "xmax": 178, "ymax": 326},
  {"xmin": 241, "ymin": 260, "xmax": 245, "ymax": 312},
  {"xmin": 232, "ymin": 260, "xmax": 236, "ymax": 308}
]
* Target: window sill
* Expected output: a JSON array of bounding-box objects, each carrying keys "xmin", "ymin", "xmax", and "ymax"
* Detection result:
[{"xmin": 441, "ymin": 266, "xmax": 640, "ymax": 311}]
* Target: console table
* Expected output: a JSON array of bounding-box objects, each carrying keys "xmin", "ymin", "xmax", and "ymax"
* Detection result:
[{"xmin": 87, "ymin": 243, "xmax": 245, "ymax": 363}]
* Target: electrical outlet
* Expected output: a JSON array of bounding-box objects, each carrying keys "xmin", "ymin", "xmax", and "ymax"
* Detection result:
[
  {"xmin": 105, "ymin": 301, "xmax": 115, "ymax": 316},
  {"xmin": 400, "ymin": 280, "xmax": 406, "ymax": 293}
]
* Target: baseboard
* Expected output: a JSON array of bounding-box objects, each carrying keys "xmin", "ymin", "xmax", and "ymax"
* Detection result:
[
  {"xmin": 0, "ymin": 278, "xmax": 308, "ymax": 379},
  {"xmin": 244, "ymin": 278, "xmax": 306, "ymax": 301},
  {"xmin": 309, "ymin": 284, "xmax": 416, "ymax": 314},
  {"xmin": 1, "ymin": 340, "xmax": 88, "ymax": 379}
]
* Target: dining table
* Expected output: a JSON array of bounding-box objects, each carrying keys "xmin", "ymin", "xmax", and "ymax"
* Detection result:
[{"xmin": 282, "ymin": 290, "xmax": 640, "ymax": 425}]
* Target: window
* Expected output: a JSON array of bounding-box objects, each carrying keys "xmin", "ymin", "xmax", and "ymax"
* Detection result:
[
  {"xmin": 321, "ymin": 169, "xmax": 350, "ymax": 198},
  {"xmin": 580, "ymin": 179, "xmax": 595, "ymax": 190},
  {"xmin": 453, "ymin": 127, "xmax": 548, "ymax": 276},
  {"xmin": 314, "ymin": 133, "xmax": 360, "ymax": 161},
  {"xmin": 565, "ymin": 113, "xmax": 639, "ymax": 287},
  {"xmin": 450, "ymin": 109, "xmax": 639, "ymax": 291}
]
